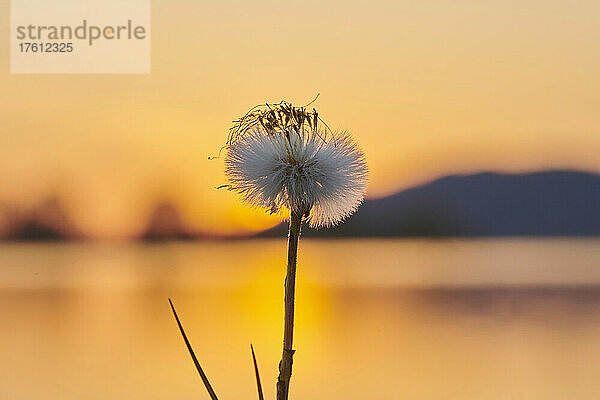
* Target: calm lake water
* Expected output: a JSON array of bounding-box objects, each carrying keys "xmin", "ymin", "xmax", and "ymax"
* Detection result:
[{"xmin": 2, "ymin": 239, "xmax": 600, "ymax": 399}]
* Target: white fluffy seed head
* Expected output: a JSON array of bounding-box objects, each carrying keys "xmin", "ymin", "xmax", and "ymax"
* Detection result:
[{"xmin": 224, "ymin": 128, "xmax": 368, "ymax": 228}]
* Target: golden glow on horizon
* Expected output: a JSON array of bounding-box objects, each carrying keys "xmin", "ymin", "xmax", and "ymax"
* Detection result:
[{"xmin": 1, "ymin": 0, "xmax": 600, "ymax": 237}]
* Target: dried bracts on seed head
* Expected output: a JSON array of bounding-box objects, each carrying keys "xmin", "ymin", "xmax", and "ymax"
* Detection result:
[{"xmin": 224, "ymin": 101, "xmax": 368, "ymax": 228}]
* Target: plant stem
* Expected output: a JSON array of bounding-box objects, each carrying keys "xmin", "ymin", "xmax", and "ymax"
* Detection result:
[{"xmin": 276, "ymin": 211, "xmax": 302, "ymax": 400}]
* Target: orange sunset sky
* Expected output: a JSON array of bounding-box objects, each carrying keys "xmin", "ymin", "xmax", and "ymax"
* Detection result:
[{"xmin": 1, "ymin": 0, "xmax": 599, "ymax": 238}]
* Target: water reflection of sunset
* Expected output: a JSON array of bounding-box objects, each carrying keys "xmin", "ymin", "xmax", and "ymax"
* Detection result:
[{"xmin": 2, "ymin": 240, "xmax": 600, "ymax": 399}]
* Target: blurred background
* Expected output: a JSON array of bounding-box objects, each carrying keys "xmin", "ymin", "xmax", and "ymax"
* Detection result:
[{"xmin": 1, "ymin": 0, "xmax": 600, "ymax": 399}]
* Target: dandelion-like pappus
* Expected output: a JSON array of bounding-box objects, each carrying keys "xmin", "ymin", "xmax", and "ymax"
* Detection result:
[{"xmin": 224, "ymin": 100, "xmax": 368, "ymax": 227}]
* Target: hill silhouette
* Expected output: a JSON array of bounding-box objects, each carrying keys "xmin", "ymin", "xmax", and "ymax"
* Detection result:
[
  {"xmin": 141, "ymin": 203, "xmax": 196, "ymax": 241},
  {"xmin": 258, "ymin": 170, "xmax": 600, "ymax": 237},
  {"xmin": 1, "ymin": 198, "xmax": 81, "ymax": 241}
]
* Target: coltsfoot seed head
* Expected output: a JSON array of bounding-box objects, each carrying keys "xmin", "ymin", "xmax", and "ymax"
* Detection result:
[{"xmin": 225, "ymin": 128, "xmax": 368, "ymax": 228}]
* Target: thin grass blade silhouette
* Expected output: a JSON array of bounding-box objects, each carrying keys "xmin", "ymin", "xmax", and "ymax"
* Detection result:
[
  {"xmin": 168, "ymin": 298, "xmax": 219, "ymax": 400},
  {"xmin": 250, "ymin": 344, "xmax": 265, "ymax": 400}
]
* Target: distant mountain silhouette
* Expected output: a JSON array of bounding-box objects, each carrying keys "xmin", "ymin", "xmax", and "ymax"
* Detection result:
[
  {"xmin": 141, "ymin": 203, "xmax": 196, "ymax": 241},
  {"xmin": 2, "ymin": 198, "xmax": 81, "ymax": 241},
  {"xmin": 0, "ymin": 203, "xmax": 18, "ymax": 238},
  {"xmin": 258, "ymin": 170, "xmax": 600, "ymax": 237}
]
